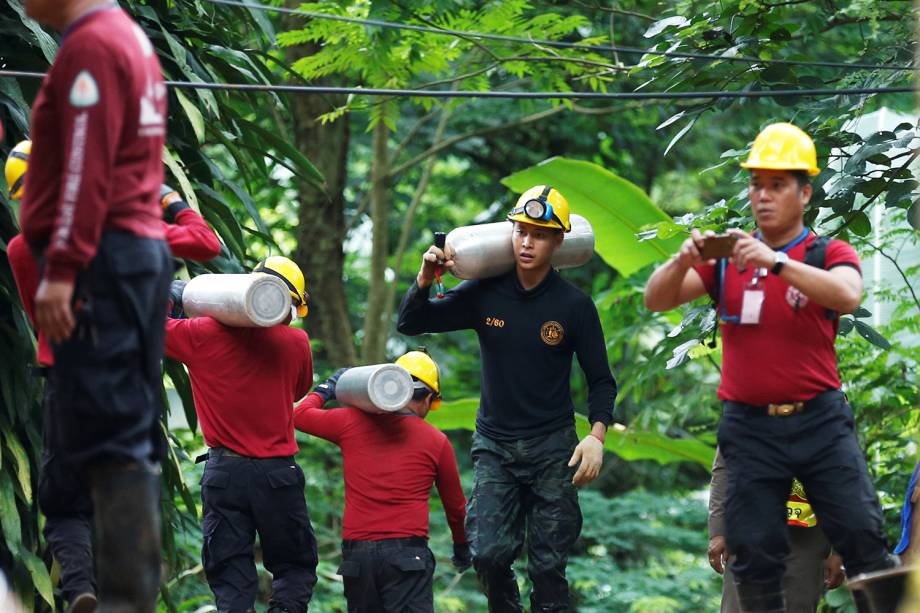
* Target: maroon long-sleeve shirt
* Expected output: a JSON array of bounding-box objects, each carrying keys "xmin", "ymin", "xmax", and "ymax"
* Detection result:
[
  {"xmin": 294, "ymin": 393, "xmax": 467, "ymax": 543},
  {"xmin": 20, "ymin": 7, "xmax": 167, "ymax": 283}
]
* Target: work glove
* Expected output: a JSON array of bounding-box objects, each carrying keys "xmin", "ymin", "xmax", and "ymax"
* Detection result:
[
  {"xmin": 160, "ymin": 183, "xmax": 190, "ymax": 222},
  {"xmin": 168, "ymin": 280, "xmax": 188, "ymax": 319},
  {"xmin": 568, "ymin": 434, "xmax": 604, "ymax": 486},
  {"xmin": 313, "ymin": 367, "xmax": 349, "ymax": 404},
  {"xmin": 451, "ymin": 542, "xmax": 472, "ymax": 572}
]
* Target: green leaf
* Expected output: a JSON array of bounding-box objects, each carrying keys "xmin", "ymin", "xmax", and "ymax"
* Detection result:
[
  {"xmin": 847, "ymin": 211, "xmax": 872, "ymax": 237},
  {"xmin": 644, "ymin": 16, "xmax": 690, "ymax": 38},
  {"xmin": 663, "ymin": 119, "xmax": 697, "ymax": 157},
  {"xmin": 5, "ymin": 0, "xmax": 57, "ymax": 63},
  {"xmin": 175, "ymin": 89, "xmax": 206, "ymax": 144},
  {"xmin": 502, "ymin": 158, "xmax": 684, "ymax": 277},
  {"xmin": 429, "ymin": 399, "xmax": 715, "ymax": 467},
  {"xmin": 162, "ymin": 149, "xmax": 201, "ymax": 213},
  {"xmin": 0, "ymin": 470, "xmax": 21, "ymax": 550},
  {"xmin": 15, "ymin": 544, "xmax": 53, "ymax": 607},
  {"xmin": 854, "ymin": 320, "xmax": 891, "ymax": 350},
  {"xmin": 228, "ymin": 114, "xmax": 325, "ymax": 189},
  {"xmin": 3, "ymin": 432, "xmax": 31, "ymax": 504}
]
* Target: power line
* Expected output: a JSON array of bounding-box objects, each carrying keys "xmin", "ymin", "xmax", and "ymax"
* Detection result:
[
  {"xmin": 203, "ymin": 0, "xmax": 914, "ymax": 72},
  {"xmin": 0, "ymin": 70, "xmax": 912, "ymax": 99}
]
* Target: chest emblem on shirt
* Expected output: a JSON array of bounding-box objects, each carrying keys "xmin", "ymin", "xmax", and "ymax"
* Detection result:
[
  {"xmin": 785, "ymin": 286, "xmax": 808, "ymax": 310},
  {"xmin": 540, "ymin": 321, "xmax": 564, "ymax": 346},
  {"xmin": 69, "ymin": 71, "xmax": 99, "ymax": 108}
]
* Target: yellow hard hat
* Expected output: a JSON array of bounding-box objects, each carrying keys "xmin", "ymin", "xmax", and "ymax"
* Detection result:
[
  {"xmin": 5, "ymin": 140, "xmax": 31, "ymax": 200},
  {"xmin": 741, "ymin": 123, "xmax": 820, "ymax": 177},
  {"xmin": 396, "ymin": 348, "xmax": 441, "ymax": 398},
  {"xmin": 507, "ymin": 185, "xmax": 572, "ymax": 232},
  {"xmin": 254, "ymin": 256, "xmax": 309, "ymax": 318}
]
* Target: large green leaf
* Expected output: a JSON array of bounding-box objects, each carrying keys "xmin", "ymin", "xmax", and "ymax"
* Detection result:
[
  {"xmin": 16, "ymin": 544, "xmax": 53, "ymax": 607},
  {"xmin": 0, "ymin": 470, "xmax": 21, "ymax": 550},
  {"xmin": 3, "ymin": 431, "xmax": 31, "ymax": 504},
  {"xmin": 430, "ymin": 398, "xmax": 714, "ymax": 467},
  {"xmin": 502, "ymin": 158, "xmax": 685, "ymax": 276}
]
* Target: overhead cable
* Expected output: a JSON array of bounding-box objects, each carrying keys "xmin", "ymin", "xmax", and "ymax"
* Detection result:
[
  {"xmin": 0, "ymin": 70, "xmax": 912, "ymax": 99},
  {"xmin": 203, "ymin": 0, "xmax": 914, "ymax": 72}
]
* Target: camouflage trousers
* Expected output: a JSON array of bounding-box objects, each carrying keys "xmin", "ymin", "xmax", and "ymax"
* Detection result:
[{"xmin": 466, "ymin": 428, "xmax": 582, "ymax": 613}]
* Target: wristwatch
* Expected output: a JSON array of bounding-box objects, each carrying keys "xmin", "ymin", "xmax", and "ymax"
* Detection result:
[{"xmin": 771, "ymin": 251, "xmax": 789, "ymax": 275}]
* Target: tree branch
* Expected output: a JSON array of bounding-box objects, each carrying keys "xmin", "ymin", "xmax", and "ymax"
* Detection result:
[
  {"xmin": 855, "ymin": 237, "xmax": 920, "ymax": 314},
  {"xmin": 388, "ymin": 105, "xmax": 566, "ymax": 179}
]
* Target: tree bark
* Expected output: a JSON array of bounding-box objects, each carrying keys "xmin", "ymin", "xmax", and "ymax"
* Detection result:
[
  {"xmin": 283, "ymin": 34, "xmax": 357, "ymax": 366},
  {"xmin": 361, "ymin": 117, "xmax": 391, "ymax": 364}
]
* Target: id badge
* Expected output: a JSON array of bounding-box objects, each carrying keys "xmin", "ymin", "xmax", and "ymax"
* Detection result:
[{"xmin": 740, "ymin": 289, "xmax": 764, "ymax": 324}]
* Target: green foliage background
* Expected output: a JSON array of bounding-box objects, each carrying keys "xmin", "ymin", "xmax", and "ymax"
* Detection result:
[{"xmin": 0, "ymin": 0, "xmax": 917, "ymax": 611}]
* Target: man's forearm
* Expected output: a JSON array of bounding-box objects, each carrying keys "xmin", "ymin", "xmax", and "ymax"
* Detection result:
[
  {"xmin": 779, "ymin": 261, "xmax": 861, "ymax": 313},
  {"xmin": 645, "ymin": 257, "xmax": 692, "ymax": 312}
]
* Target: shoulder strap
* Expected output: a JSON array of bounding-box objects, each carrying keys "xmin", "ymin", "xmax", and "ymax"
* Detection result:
[{"xmin": 804, "ymin": 235, "xmax": 837, "ymax": 322}]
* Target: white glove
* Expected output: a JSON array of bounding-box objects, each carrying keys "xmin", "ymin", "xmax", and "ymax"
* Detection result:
[{"xmin": 568, "ymin": 435, "xmax": 604, "ymax": 486}]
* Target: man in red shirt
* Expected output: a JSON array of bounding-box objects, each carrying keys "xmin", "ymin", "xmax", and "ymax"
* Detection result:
[
  {"xmin": 6, "ymin": 138, "xmax": 219, "ymax": 611},
  {"xmin": 19, "ymin": 2, "xmax": 173, "ymax": 611},
  {"xmin": 644, "ymin": 123, "xmax": 894, "ymax": 611},
  {"xmin": 166, "ymin": 256, "xmax": 317, "ymax": 613},
  {"xmin": 293, "ymin": 349, "xmax": 470, "ymax": 612}
]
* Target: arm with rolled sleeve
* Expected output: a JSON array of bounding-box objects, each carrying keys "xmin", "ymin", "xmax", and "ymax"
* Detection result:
[
  {"xmin": 709, "ymin": 447, "xmax": 727, "ymax": 539},
  {"xmin": 434, "ymin": 437, "xmax": 467, "ymax": 544}
]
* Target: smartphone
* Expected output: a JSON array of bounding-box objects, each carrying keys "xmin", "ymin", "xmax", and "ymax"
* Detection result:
[{"xmin": 699, "ymin": 234, "xmax": 737, "ymax": 260}]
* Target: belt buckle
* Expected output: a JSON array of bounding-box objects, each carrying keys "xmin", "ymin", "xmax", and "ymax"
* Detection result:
[{"xmin": 768, "ymin": 402, "xmax": 801, "ymax": 417}]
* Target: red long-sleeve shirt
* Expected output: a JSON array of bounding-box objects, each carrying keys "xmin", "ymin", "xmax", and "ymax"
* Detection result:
[
  {"xmin": 293, "ymin": 393, "xmax": 467, "ymax": 543},
  {"xmin": 166, "ymin": 208, "xmax": 221, "ymax": 261},
  {"xmin": 7, "ymin": 209, "xmax": 219, "ymax": 367},
  {"xmin": 20, "ymin": 7, "xmax": 167, "ymax": 283},
  {"xmin": 165, "ymin": 317, "xmax": 312, "ymax": 457}
]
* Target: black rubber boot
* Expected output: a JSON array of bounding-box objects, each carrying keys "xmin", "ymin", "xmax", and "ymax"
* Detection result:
[
  {"xmin": 67, "ymin": 592, "xmax": 98, "ymax": 613},
  {"xmin": 90, "ymin": 461, "xmax": 161, "ymax": 613},
  {"xmin": 736, "ymin": 581, "xmax": 786, "ymax": 613}
]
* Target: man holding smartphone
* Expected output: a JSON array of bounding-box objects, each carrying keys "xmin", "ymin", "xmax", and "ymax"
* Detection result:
[{"xmin": 644, "ymin": 123, "xmax": 894, "ymax": 612}]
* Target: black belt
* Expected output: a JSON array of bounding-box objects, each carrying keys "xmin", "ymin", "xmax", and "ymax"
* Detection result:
[
  {"xmin": 195, "ymin": 447, "xmax": 246, "ymax": 463},
  {"xmin": 195, "ymin": 447, "xmax": 295, "ymax": 463},
  {"xmin": 724, "ymin": 389, "xmax": 843, "ymax": 417},
  {"xmin": 342, "ymin": 536, "xmax": 428, "ymax": 550}
]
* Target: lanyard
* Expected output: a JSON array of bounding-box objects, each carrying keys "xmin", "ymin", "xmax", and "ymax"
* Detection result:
[{"xmin": 719, "ymin": 228, "xmax": 809, "ymax": 323}]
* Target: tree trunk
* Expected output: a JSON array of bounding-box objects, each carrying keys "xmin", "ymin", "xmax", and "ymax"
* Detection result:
[
  {"xmin": 361, "ymin": 118, "xmax": 391, "ymax": 364},
  {"xmin": 283, "ymin": 35, "xmax": 357, "ymax": 366}
]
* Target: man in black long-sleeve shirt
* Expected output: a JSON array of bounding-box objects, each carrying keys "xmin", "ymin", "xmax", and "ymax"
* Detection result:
[{"xmin": 397, "ymin": 185, "xmax": 617, "ymax": 613}]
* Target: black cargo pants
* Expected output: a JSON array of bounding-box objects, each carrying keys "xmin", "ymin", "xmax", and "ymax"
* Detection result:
[
  {"xmin": 337, "ymin": 537, "xmax": 436, "ymax": 612},
  {"xmin": 466, "ymin": 428, "xmax": 582, "ymax": 613},
  {"xmin": 719, "ymin": 390, "xmax": 894, "ymax": 593},
  {"xmin": 200, "ymin": 449, "xmax": 318, "ymax": 612},
  {"xmin": 48, "ymin": 231, "xmax": 172, "ymax": 469},
  {"xmin": 37, "ymin": 374, "xmax": 95, "ymax": 603}
]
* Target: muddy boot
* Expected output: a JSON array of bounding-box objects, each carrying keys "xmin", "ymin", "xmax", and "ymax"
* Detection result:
[
  {"xmin": 90, "ymin": 461, "xmax": 161, "ymax": 613},
  {"xmin": 736, "ymin": 581, "xmax": 786, "ymax": 613},
  {"xmin": 67, "ymin": 592, "xmax": 98, "ymax": 613}
]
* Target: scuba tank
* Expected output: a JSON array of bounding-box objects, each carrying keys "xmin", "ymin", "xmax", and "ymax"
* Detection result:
[
  {"xmin": 182, "ymin": 274, "xmax": 291, "ymax": 327},
  {"xmin": 335, "ymin": 364, "xmax": 415, "ymax": 414},
  {"xmin": 444, "ymin": 214, "xmax": 595, "ymax": 280}
]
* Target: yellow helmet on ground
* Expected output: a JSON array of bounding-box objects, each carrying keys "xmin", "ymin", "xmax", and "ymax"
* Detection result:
[
  {"xmin": 5, "ymin": 140, "xmax": 31, "ymax": 200},
  {"xmin": 740, "ymin": 123, "xmax": 820, "ymax": 177},
  {"xmin": 396, "ymin": 348, "xmax": 441, "ymax": 404},
  {"xmin": 507, "ymin": 185, "xmax": 572, "ymax": 232},
  {"xmin": 254, "ymin": 256, "xmax": 309, "ymax": 318}
]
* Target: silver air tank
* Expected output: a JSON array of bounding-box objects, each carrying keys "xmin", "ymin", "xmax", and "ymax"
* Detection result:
[
  {"xmin": 444, "ymin": 214, "xmax": 595, "ymax": 280},
  {"xmin": 182, "ymin": 274, "xmax": 291, "ymax": 327},
  {"xmin": 335, "ymin": 364, "xmax": 415, "ymax": 414}
]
